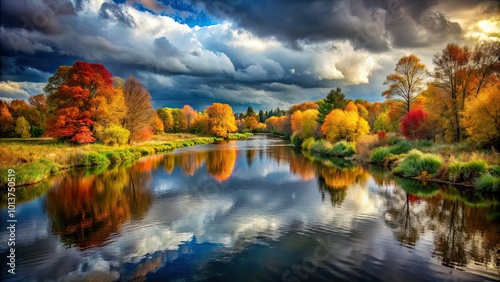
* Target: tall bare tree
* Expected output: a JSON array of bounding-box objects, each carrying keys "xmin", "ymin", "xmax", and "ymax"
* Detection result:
[{"xmin": 383, "ymin": 54, "xmax": 427, "ymax": 114}]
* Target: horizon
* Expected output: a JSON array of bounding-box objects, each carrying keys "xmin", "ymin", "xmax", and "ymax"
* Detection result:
[{"xmin": 0, "ymin": 0, "xmax": 498, "ymax": 112}]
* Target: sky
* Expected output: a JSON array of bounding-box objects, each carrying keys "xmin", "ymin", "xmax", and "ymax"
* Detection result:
[{"xmin": 0, "ymin": 0, "xmax": 498, "ymax": 112}]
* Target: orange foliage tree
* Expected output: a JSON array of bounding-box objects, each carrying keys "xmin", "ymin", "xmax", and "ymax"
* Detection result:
[
  {"xmin": 121, "ymin": 75, "xmax": 156, "ymax": 142},
  {"xmin": 181, "ymin": 105, "xmax": 198, "ymax": 131},
  {"xmin": 45, "ymin": 61, "xmax": 116, "ymax": 143},
  {"xmin": 290, "ymin": 109, "xmax": 320, "ymax": 141},
  {"xmin": 205, "ymin": 103, "xmax": 237, "ymax": 137}
]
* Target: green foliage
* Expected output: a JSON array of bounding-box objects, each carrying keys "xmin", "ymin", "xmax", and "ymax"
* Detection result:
[
  {"xmin": 388, "ymin": 140, "xmax": 412, "ymax": 155},
  {"xmin": 97, "ymin": 125, "xmax": 131, "ymax": 145},
  {"xmin": 328, "ymin": 141, "xmax": 356, "ymax": 157},
  {"xmin": 370, "ymin": 147, "xmax": 392, "ymax": 164},
  {"xmin": 393, "ymin": 150, "xmax": 443, "ymax": 177},
  {"xmin": 82, "ymin": 152, "xmax": 111, "ymax": 166},
  {"xmin": 30, "ymin": 126, "xmax": 44, "ymax": 137},
  {"xmin": 317, "ymin": 87, "xmax": 348, "ymax": 124},
  {"xmin": 447, "ymin": 159, "xmax": 488, "ymax": 182},
  {"xmin": 475, "ymin": 174, "xmax": 500, "ymax": 192},
  {"xmin": 301, "ymin": 137, "xmax": 315, "ymax": 150},
  {"xmin": 226, "ymin": 133, "xmax": 253, "ymax": 140},
  {"xmin": 290, "ymin": 133, "xmax": 303, "ymax": 146},
  {"xmin": 309, "ymin": 139, "xmax": 332, "ymax": 154},
  {"xmin": 1, "ymin": 159, "xmax": 58, "ymax": 186}
]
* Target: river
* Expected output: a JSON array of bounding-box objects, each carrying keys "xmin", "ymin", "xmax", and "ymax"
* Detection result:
[{"xmin": 1, "ymin": 134, "xmax": 499, "ymax": 281}]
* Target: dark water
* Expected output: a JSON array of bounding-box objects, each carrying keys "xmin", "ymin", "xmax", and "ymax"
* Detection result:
[{"xmin": 1, "ymin": 135, "xmax": 499, "ymax": 281}]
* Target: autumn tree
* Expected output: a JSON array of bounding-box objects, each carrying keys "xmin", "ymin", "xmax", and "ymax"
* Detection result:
[
  {"xmin": 121, "ymin": 75, "xmax": 155, "ymax": 142},
  {"xmin": 321, "ymin": 104, "xmax": 369, "ymax": 143},
  {"xmin": 181, "ymin": 105, "xmax": 198, "ymax": 131},
  {"xmin": 45, "ymin": 61, "xmax": 117, "ymax": 143},
  {"xmin": 291, "ymin": 109, "xmax": 320, "ymax": 143},
  {"xmin": 289, "ymin": 101, "xmax": 319, "ymax": 114},
  {"xmin": 383, "ymin": 54, "xmax": 427, "ymax": 114},
  {"xmin": 462, "ymin": 83, "xmax": 500, "ymax": 149},
  {"xmin": 206, "ymin": 103, "xmax": 237, "ymax": 137},
  {"xmin": 244, "ymin": 115, "xmax": 259, "ymax": 131},
  {"xmin": 157, "ymin": 108, "xmax": 173, "ymax": 132},
  {"xmin": 317, "ymin": 88, "xmax": 348, "ymax": 124},
  {"xmin": 400, "ymin": 108, "xmax": 430, "ymax": 140},
  {"xmin": 0, "ymin": 100, "xmax": 14, "ymax": 137},
  {"xmin": 15, "ymin": 116, "xmax": 31, "ymax": 138}
]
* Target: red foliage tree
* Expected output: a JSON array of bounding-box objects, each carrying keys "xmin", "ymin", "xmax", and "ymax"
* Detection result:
[
  {"xmin": 400, "ymin": 108, "xmax": 429, "ymax": 140},
  {"xmin": 45, "ymin": 61, "xmax": 114, "ymax": 143}
]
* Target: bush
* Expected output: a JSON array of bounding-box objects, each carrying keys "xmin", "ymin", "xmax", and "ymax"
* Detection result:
[
  {"xmin": 475, "ymin": 174, "xmax": 500, "ymax": 192},
  {"xmin": 290, "ymin": 133, "xmax": 303, "ymax": 146},
  {"xmin": 301, "ymin": 137, "xmax": 315, "ymax": 150},
  {"xmin": 328, "ymin": 141, "xmax": 355, "ymax": 157},
  {"xmin": 97, "ymin": 125, "xmax": 130, "ymax": 145},
  {"xmin": 370, "ymin": 147, "xmax": 392, "ymax": 164},
  {"xmin": 393, "ymin": 150, "xmax": 443, "ymax": 177},
  {"xmin": 388, "ymin": 140, "xmax": 412, "ymax": 155},
  {"xmin": 447, "ymin": 160, "xmax": 488, "ymax": 182},
  {"xmin": 309, "ymin": 139, "xmax": 332, "ymax": 154},
  {"xmin": 356, "ymin": 134, "xmax": 380, "ymax": 160}
]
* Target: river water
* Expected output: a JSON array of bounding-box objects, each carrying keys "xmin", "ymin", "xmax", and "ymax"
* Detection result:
[{"xmin": 1, "ymin": 134, "xmax": 499, "ymax": 281}]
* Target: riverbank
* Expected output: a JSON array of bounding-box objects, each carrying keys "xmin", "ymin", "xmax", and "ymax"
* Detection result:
[
  {"xmin": 0, "ymin": 133, "xmax": 253, "ymax": 187},
  {"xmin": 292, "ymin": 134, "xmax": 499, "ymax": 193}
]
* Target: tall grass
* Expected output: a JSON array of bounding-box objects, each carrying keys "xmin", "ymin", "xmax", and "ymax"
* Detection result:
[
  {"xmin": 475, "ymin": 174, "xmax": 500, "ymax": 192},
  {"xmin": 447, "ymin": 159, "xmax": 488, "ymax": 182},
  {"xmin": 370, "ymin": 147, "xmax": 392, "ymax": 164},
  {"xmin": 304, "ymin": 139, "xmax": 355, "ymax": 158},
  {"xmin": 393, "ymin": 150, "xmax": 443, "ymax": 177}
]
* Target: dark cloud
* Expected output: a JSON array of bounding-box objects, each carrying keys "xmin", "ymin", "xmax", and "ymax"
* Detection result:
[
  {"xmin": 193, "ymin": 0, "xmax": 468, "ymax": 51},
  {"xmin": 0, "ymin": 0, "xmax": 76, "ymax": 35},
  {"xmin": 99, "ymin": 2, "xmax": 137, "ymax": 27}
]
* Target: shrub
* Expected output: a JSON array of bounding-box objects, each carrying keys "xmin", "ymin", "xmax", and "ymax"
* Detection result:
[
  {"xmin": 388, "ymin": 140, "xmax": 412, "ymax": 155},
  {"xmin": 328, "ymin": 141, "xmax": 356, "ymax": 157},
  {"xmin": 301, "ymin": 137, "xmax": 315, "ymax": 150},
  {"xmin": 475, "ymin": 174, "xmax": 500, "ymax": 192},
  {"xmin": 370, "ymin": 147, "xmax": 391, "ymax": 164},
  {"xmin": 290, "ymin": 133, "xmax": 303, "ymax": 146},
  {"xmin": 97, "ymin": 125, "xmax": 130, "ymax": 145},
  {"xmin": 309, "ymin": 139, "xmax": 332, "ymax": 154},
  {"xmin": 356, "ymin": 134, "xmax": 380, "ymax": 160},
  {"xmin": 393, "ymin": 150, "xmax": 443, "ymax": 177},
  {"xmin": 447, "ymin": 160, "xmax": 488, "ymax": 182}
]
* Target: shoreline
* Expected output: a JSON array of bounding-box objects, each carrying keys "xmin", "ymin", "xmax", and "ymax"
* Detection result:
[{"xmin": 0, "ymin": 133, "xmax": 253, "ymax": 188}]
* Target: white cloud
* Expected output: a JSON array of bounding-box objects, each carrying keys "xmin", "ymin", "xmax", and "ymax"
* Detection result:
[{"xmin": 0, "ymin": 81, "xmax": 46, "ymax": 99}]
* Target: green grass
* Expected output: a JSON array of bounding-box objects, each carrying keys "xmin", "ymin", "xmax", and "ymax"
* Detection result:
[
  {"xmin": 0, "ymin": 136, "xmax": 224, "ymax": 187},
  {"xmin": 304, "ymin": 139, "xmax": 355, "ymax": 158},
  {"xmin": 0, "ymin": 159, "xmax": 59, "ymax": 186},
  {"xmin": 370, "ymin": 147, "xmax": 392, "ymax": 164},
  {"xmin": 447, "ymin": 159, "xmax": 488, "ymax": 183},
  {"xmin": 226, "ymin": 133, "xmax": 253, "ymax": 140},
  {"xmin": 475, "ymin": 174, "xmax": 500, "ymax": 192},
  {"xmin": 393, "ymin": 150, "xmax": 443, "ymax": 178}
]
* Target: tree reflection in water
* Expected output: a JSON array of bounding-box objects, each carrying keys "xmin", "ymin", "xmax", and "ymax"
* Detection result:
[
  {"xmin": 45, "ymin": 162, "xmax": 153, "ymax": 249},
  {"xmin": 384, "ymin": 177, "xmax": 500, "ymax": 274}
]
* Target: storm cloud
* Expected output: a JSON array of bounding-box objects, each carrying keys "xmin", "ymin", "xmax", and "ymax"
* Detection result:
[{"xmin": 0, "ymin": 0, "xmax": 497, "ymax": 112}]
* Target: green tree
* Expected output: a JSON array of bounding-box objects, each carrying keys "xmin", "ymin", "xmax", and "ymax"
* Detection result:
[
  {"xmin": 15, "ymin": 116, "xmax": 31, "ymax": 138},
  {"xmin": 246, "ymin": 106, "xmax": 256, "ymax": 117},
  {"xmin": 318, "ymin": 88, "xmax": 348, "ymax": 124}
]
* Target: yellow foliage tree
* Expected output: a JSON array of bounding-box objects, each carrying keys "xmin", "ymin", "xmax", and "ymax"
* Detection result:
[
  {"xmin": 291, "ymin": 109, "xmax": 319, "ymax": 140},
  {"xmin": 205, "ymin": 103, "xmax": 237, "ymax": 137},
  {"xmin": 462, "ymin": 83, "xmax": 500, "ymax": 149},
  {"xmin": 321, "ymin": 107, "xmax": 369, "ymax": 143}
]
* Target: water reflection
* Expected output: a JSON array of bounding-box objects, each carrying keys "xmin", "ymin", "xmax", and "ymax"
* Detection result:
[
  {"xmin": 2, "ymin": 135, "xmax": 499, "ymax": 281},
  {"xmin": 45, "ymin": 163, "xmax": 153, "ymax": 249}
]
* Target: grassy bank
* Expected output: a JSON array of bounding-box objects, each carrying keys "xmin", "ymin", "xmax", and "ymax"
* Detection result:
[
  {"xmin": 301, "ymin": 138, "xmax": 356, "ymax": 158},
  {"xmin": 0, "ymin": 133, "xmax": 253, "ymax": 187},
  {"xmin": 355, "ymin": 134, "xmax": 500, "ymax": 193}
]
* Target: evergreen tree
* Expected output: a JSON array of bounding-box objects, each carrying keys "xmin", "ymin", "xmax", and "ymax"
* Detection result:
[{"xmin": 317, "ymin": 88, "xmax": 348, "ymax": 124}]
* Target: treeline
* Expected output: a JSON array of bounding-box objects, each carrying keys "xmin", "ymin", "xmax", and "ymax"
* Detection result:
[
  {"xmin": 261, "ymin": 41, "xmax": 499, "ymax": 151},
  {"xmin": 0, "ymin": 61, "xmax": 242, "ymax": 144}
]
